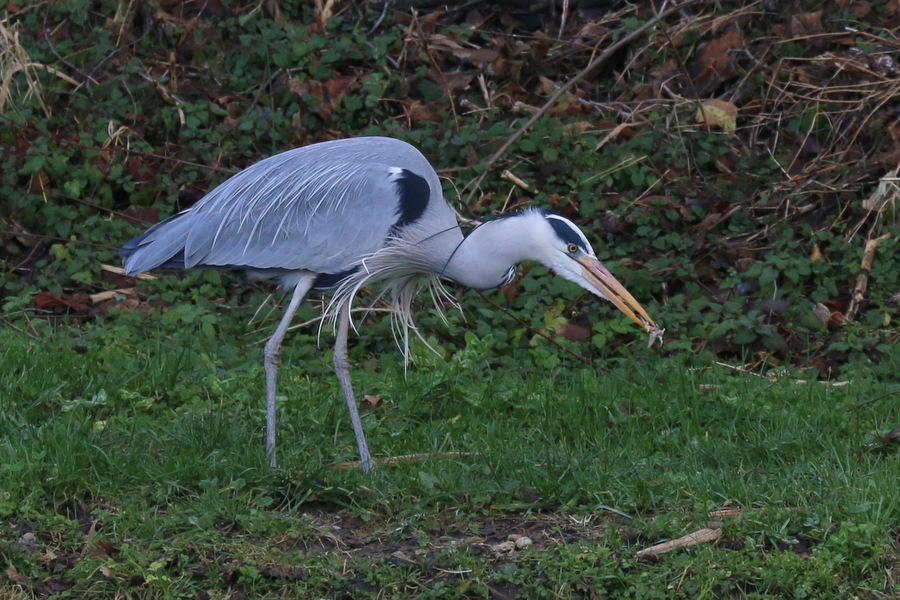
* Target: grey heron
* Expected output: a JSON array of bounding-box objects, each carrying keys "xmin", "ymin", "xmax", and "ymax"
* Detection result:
[{"xmin": 121, "ymin": 136, "xmax": 662, "ymax": 472}]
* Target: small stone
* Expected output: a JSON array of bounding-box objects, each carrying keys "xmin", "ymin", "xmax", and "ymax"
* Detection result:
[
  {"xmin": 514, "ymin": 535, "xmax": 533, "ymax": 550},
  {"xmin": 491, "ymin": 541, "xmax": 516, "ymax": 555},
  {"xmin": 18, "ymin": 532, "xmax": 37, "ymax": 552}
]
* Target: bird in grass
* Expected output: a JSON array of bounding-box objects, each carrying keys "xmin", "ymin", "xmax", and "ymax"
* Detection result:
[{"xmin": 121, "ymin": 136, "xmax": 663, "ymax": 472}]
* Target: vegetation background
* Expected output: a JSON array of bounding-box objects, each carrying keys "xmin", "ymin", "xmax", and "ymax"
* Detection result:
[{"xmin": 1, "ymin": 0, "xmax": 899, "ymax": 598}]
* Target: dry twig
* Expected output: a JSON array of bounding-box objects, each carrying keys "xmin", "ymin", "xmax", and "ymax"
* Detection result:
[
  {"xmin": 636, "ymin": 527, "xmax": 722, "ymax": 559},
  {"xmin": 846, "ymin": 233, "xmax": 891, "ymax": 321}
]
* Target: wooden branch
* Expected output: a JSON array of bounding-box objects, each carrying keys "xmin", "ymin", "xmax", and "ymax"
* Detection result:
[
  {"xmin": 636, "ymin": 527, "xmax": 721, "ymax": 559},
  {"xmin": 101, "ymin": 263, "xmax": 156, "ymax": 281},
  {"xmin": 89, "ymin": 288, "xmax": 141, "ymax": 304},
  {"xmin": 846, "ymin": 233, "xmax": 891, "ymax": 321}
]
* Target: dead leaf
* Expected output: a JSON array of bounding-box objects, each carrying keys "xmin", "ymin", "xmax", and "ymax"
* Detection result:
[
  {"xmin": 362, "ymin": 395, "xmax": 383, "ymax": 410},
  {"xmin": 813, "ymin": 302, "xmax": 844, "ymax": 329},
  {"xmin": 466, "ymin": 48, "xmax": 500, "ymax": 64},
  {"xmin": 810, "ymin": 244, "xmax": 824, "ymax": 261},
  {"xmin": 32, "ymin": 292, "xmax": 92, "ymax": 314},
  {"xmin": 849, "ymin": 0, "xmax": 871, "ymax": 18},
  {"xmin": 288, "ymin": 77, "xmax": 314, "ymax": 97},
  {"xmin": 324, "ymin": 75, "xmax": 356, "ymax": 101},
  {"xmin": 792, "ymin": 11, "xmax": 824, "ymax": 36},
  {"xmin": 735, "ymin": 257, "xmax": 754, "ymax": 272},
  {"xmin": 697, "ymin": 30, "xmax": 745, "ymax": 84},
  {"xmin": 650, "ymin": 58, "xmax": 679, "ymax": 83},
  {"xmin": 555, "ymin": 323, "xmax": 590, "ymax": 342},
  {"xmin": 696, "ymin": 99, "xmax": 738, "ymax": 131},
  {"xmin": 404, "ymin": 100, "xmax": 440, "ymax": 124},
  {"xmin": 89, "ymin": 538, "xmax": 117, "ymax": 559},
  {"xmin": 6, "ymin": 564, "xmax": 24, "ymax": 584},
  {"xmin": 314, "ymin": 0, "xmax": 334, "ymax": 31},
  {"xmin": 501, "ymin": 277, "xmax": 518, "ymax": 305}
]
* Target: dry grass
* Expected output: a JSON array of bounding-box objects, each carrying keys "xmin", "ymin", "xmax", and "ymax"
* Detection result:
[{"xmin": 0, "ymin": 19, "xmax": 79, "ymax": 116}]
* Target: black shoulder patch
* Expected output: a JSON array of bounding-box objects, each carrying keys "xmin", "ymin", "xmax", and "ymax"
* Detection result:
[
  {"xmin": 546, "ymin": 216, "xmax": 588, "ymax": 252},
  {"xmin": 392, "ymin": 169, "xmax": 430, "ymax": 230}
]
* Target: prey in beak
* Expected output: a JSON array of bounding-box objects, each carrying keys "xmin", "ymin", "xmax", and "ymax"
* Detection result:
[{"xmin": 574, "ymin": 255, "xmax": 665, "ymax": 347}]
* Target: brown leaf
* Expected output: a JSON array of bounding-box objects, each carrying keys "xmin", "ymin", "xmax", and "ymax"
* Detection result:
[
  {"xmin": 444, "ymin": 71, "xmax": 475, "ymax": 91},
  {"xmin": 697, "ymin": 30, "xmax": 745, "ymax": 84},
  {"xmin": 792, "ymin": 11, "xmax": 824, "ymax": 36},
  {"xmin": 850, "ymin": 0, "xmax": 871, "ymax": 18},
  {"xmin": 120, "ymin": 206, "xmax": 161, "ymax": 228},
  {"xmin": 501, "ymin": 277, "xmax": 519, "ymax": 305},
  {"xmin": 735, "ymin": 257, "xmax": 754, "ymax": 272},
  {"xmin": 813, "ymin": 302, "xmax": 844, "ymax": 329},
  {"xmin": 362, "ymin": 395, "xmax": 383, "ymax": 410},
  {"xmin": 466, "ymin": 48, "xmax": 500, "ymax": 64},
  {"xmin": 465, "ymin": 147, "xmax": 478, "ymax": 167},
  {"xmin": 650, "ymin": 58, "xmax": 679, "ymax": 83},
  {"xmin": 404, "ymin": 100, "xmax": 440, "ymax": 124},
  {"xmin": 89, "ymin": 538, "xmax": 118, "ymax": 559},
  {"xmin": 886, "ymin": 0, "xmax": 900, "ymax": 17},
  {"xmin": 317, "ymin": 102, "xmax": 333, "ymax": 122},
  {"xmin": 556, "ymin": 323, "xmax": 590, "ymax": 342},
  {"xmin": 6, "ymin": 564, "xmax": 24, "ymax": 584},
  {"xmin": 32, "ymin": 292, "xmax": 92, "ymax": 314},
  {"xmin": 288, "ymin": 77, "xmax": 313, "ymax": 97},
  {"xmin": 324, "ymin": 75, "xmax": 356, "ymax": 100},
  {"xmin": 810, "ymin": 245, "xmax": 824, "ymax": 262}
]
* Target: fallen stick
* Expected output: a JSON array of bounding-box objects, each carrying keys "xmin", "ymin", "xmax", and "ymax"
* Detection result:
[
  {"xmin": 89, "ymin": 288, "xmax": 140, "ymax": 304},
  {"xmin": 101, "ymin": 263, "xmax": 156, "ymax": 281},
  {"xmin": 636, "ymin": 527, "xmax": 722, "ymax": 559},
  {"xmin": 846, "ymin": 233, "xmax": 891, "ymax": 321},
  {"xmin": 500, "ymin": 169, "xmax": 537, "ymax": 193}
]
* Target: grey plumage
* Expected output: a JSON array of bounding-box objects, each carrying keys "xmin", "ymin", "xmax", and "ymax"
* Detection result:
[
  {"xmin": 123, "ymin": 137, "xmax": 459, "ymax": 279},
  {"xmin": 121, "ymin": 136, "xmax": 661, "ymax": 472}
]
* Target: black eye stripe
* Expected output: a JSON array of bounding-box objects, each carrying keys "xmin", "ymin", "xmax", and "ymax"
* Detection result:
[{"xmin": 547, "ymin": 216, "xmax": 588, "ymax": 253}]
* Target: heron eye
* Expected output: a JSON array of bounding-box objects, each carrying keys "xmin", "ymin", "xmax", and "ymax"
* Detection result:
[{"xmin": 567, "ymin": 244, "xmax": 579, "ymax": 254}]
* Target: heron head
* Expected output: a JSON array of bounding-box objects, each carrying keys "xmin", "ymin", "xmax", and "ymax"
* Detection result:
[{"xmin": 534, "ymin": 213, "xmax": 658, "ymax": 333}]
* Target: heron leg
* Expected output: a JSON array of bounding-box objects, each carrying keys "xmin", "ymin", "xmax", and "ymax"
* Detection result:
[
  {"xmin": 333, "ymin": 300, "xmax": 373, "ymax": 473},
  {"xmin": 264, "ymin": 274, "xmax": 315, "ymax": 469}
]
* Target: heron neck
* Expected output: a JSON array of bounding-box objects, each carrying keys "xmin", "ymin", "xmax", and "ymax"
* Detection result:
[{"xmin": 441, "ymin": 215, "xmax": 536, "ymax": 290}]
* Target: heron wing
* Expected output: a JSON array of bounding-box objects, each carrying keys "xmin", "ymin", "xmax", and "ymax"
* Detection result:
[{"xmin": 122, "ymin": 138, "xmax": 444, "ymax": 276}]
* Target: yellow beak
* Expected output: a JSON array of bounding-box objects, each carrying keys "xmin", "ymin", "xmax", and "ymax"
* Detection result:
[{"xmin": 576, "ymin": 256, "xmax": 658, "ymax": 331}]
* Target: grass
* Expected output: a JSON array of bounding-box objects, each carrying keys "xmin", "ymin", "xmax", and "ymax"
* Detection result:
[{"xmin": 1, "ymin": 298, "xmax": 898, "ymax": 598}]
